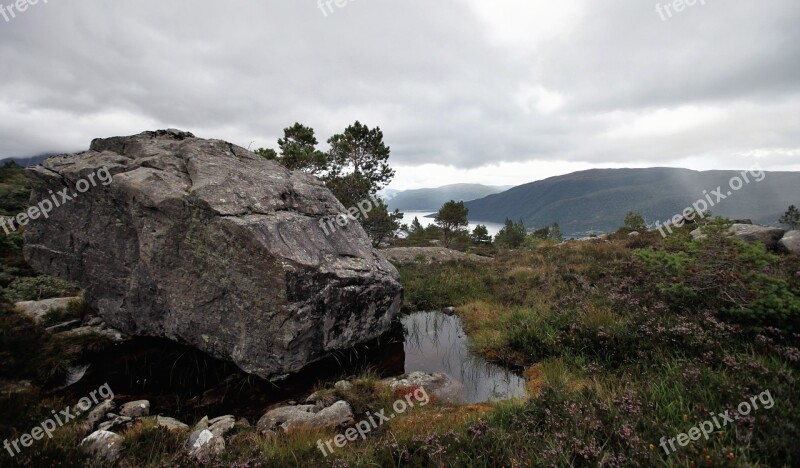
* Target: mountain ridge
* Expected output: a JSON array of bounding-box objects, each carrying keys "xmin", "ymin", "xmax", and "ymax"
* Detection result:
[
  {"xmin": 386, "ymin": 183, "xmax": 512, "ymax": 211},
  {"xmin": 462, "ymin": 167, "xmax": 800, "ymax": 234}
]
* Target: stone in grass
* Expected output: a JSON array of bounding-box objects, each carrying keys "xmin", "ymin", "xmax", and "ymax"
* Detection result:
[
  {"xmin": 156, "ymin": 416, "xmax": 190, "ymax": 431},
  {"xmin": 119, "ymin": 400, "xmax": 150, "ymax": 418},
  {"xmin": 208, "ymin": 415, "xmax": 236, "ymax": 437},
  {"xmin": 382, "ymin": 371, "xmax": 463, "ymax": 403},
  {"xmin": 257, "ymin": 400, "xmax": 354, "ymax": 433},
  {"xmin": 85, "ymin": 400, "xmax": 116, "ymax": 430},
  {"xmin": 194, "ymin": 416, "xmax": 210, "ymax": 431},
  {"xmin": 80, "ymin": 430, "xmax": 124, "ymax": 462},
  {"xmin": 187, "ymin": 429, "xmax": 225, "ymax": 459},
  {"xmin": 334, "ymin": 380, "xmax": 353, "ymax": 392}
]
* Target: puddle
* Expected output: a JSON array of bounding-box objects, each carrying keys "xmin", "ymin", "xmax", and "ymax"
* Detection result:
[
  {"xmin": 401, "ymin": 311, "xmax": 527, "ymax": 403},
  {"xmin": 57, "ymin": 311, "xmax": 525, "ymax": 421}
]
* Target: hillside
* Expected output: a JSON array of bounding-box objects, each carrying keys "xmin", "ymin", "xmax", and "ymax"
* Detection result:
[
  {"xmin": 386, "ymin": 183, "xmax": 512, "ymax": 211},
  {"xmin": 463, "ymin": 168, "xmax": 800, "ymax": 234}
]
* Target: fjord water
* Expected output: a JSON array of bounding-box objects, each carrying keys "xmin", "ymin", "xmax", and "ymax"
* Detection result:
[
  {"xmin": 402, "ymin": 311, "xmax": 527, "ymax": 403},
  {"xmin": 402, "ymin": 211, "xmax": 505, "ymax": 237}
]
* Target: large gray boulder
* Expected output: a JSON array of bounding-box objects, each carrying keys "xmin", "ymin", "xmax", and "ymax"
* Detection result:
[{"xmin": 23, "ymin": 130, "xmax": 402, "ymax": 380}]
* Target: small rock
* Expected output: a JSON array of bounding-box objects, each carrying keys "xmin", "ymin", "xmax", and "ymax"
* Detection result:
[
  {"xmin": 304, "ymin": 391, "xmax": 323, "ymax": 403},
  {"xmin": 334, "ymin": 380, "xmax": 353, "ymax": 392},
  {"xmin": 80, "ymin": 430, "xmax": 124, "ymax": 462},
  {"xmin": 156, "ymin": 416, "xmax": 190, "ymax": 431},
  {"xmin": 208, "ymin": 415, "xmax": 236, "ymax": 437},
  {"xmin": 382, "ymin": 372, "xmax": 462, "ymax": 403},
  {"xmin": 628, "ymin": 231, "xmax": 640, "ymax": 237},
  {"xmin": 690, "ymin": 228, "xmax": 705, "ymax": 240},
  {"xmin": 234, "ymin": 418, "xmax": 250, "ymax": 430},
  {"xmin": 86, "ymin": 400, "xmax": 116, "ymax": 430},
  {"xmin": 187, "ymin": 429, "xmax": 225, "ymax": 459},
  {"xmin": 119, "ymin": 400, "xmax": 150, "ymax": 418},
  {"xmin": 257, "ymin": 400, "xmax": 354, "ymax": 433},
  {"xmin": 194, "ymin": 416, "xmax": 210, "ymax": 431}
]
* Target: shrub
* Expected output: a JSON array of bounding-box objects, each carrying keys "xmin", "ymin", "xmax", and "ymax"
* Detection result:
[
  {"xmin": 635, "ymin": 218, "xmax": 800, "ymax": 322},
  {"xmin": 2, "ymin": 275, "xmax": 77, "ymax": 302}
]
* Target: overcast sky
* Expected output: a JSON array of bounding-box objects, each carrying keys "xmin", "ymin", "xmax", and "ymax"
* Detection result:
[{"xmin": 1, "ymin": 0, "xmax": 799, "ymax": 189}]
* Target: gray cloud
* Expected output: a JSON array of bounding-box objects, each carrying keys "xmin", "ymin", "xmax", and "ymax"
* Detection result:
[{"xmin": 0, "ymin": 0, "xmax": 798, "ymax": 184}]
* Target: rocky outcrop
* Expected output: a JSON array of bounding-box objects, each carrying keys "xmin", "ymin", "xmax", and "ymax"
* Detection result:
[
  {"xmin": 119, "ymin": 400, "xmax": 150, "ymax": 418},
  {"xmin": 187, "ymin": 429, "xmax": 225, "ymax": 459},
  {"xmin": 24, "ymin": 130, "xmax": 402, "ymax": 380},
  {"xmin": 780, "ymin": 231, "xmax": 800, "ymax": 254}
]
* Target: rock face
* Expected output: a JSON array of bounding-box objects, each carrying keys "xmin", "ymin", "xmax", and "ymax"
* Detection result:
[{"xmin": 24, "ymin": 130, "xmax": 402, "ymax": 380}]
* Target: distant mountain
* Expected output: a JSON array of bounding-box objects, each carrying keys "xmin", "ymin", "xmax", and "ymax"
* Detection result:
[
  {"xmin": 387, "ymin": 184, "xmax": 513, "ymax": 211},
  {"xmin": 0, "ymin": 154, "xmax": 57, "ymax": 167},
  {"xmin": 463, "ymin": 168, "xmax": 800, "ymax": 235}
]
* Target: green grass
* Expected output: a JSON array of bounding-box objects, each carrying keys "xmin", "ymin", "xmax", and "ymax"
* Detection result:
[{"xmin": 1, "ymin": 159, "xmax": 798, "ymax": 468}]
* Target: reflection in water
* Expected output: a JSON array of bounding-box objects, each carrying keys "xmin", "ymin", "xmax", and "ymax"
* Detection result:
[
  {"xmin": 402, "ymin": 311, "xmax": 527, "ymax": 404},
  {"xmin": 60, "ymin": 312, "xmax": 523, "ymax": 420}
]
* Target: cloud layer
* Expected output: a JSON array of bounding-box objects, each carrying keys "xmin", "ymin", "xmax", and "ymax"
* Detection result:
[{"xmin": 1, "ymin": 0, "xmax": 798, "ymax": 188}]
